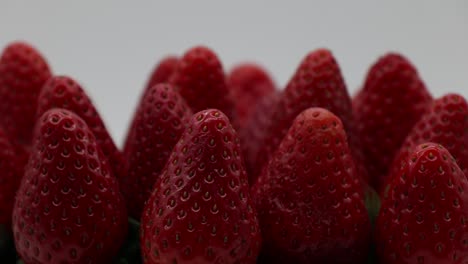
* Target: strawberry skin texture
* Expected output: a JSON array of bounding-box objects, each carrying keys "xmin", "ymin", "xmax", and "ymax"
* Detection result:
[
  {"xmin": 249, "ymin": 49, "xmax": 365, "ymax": 183},
  {"xmin": 253, "ymin": 108, "xmax": 370, "ymax": 263},
  {"xmin": 170, "ymin": 46, "xmax": 236, "ymax": 123},
  {"xmin": 386, "ymin": 94, "xmax": 468, "ymax": 191},
  {"xmin": 0, "ymin": 128, "xmax": 22, "ymax": 225},
  {"xmin": 124, "ymin": 56, "xmax": 179, "ymax": 154},
  {"xmin": 37, "ymin": 76, "xmax": 126, "ymax": 183},
  {"xmin": 12, "ymin": 109, "xmax": 128, "ymax": 264},
  {"xmin": 146, "ymin": 56, "xmax": 179, "ymax": 90},
  {"xmin": 240, "ymin": 92, "xmax": 280, "ymax": 180},
  {"xmin": 227, "ymin": 63, "xmax": 276, "ymax": 127},
  {"xmin": 0, "ymin": 41, "xmax": 52, "ymax": 145},
  {"xmin": 122, "ymin": 83, "xmax": 192, "ymax": 219},
  {"xmin": 376, "ymin": 143, "xmax": 468, "ymax": 263},
  {"xmin": 353, "ymin": 53, "xmax": 432, "ymax": 191},
  {"xmin": 141, "ymin": 109, "xmax": 261, "ymax": 264}
]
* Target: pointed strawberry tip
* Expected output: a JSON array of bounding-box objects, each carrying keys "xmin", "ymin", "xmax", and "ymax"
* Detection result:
[
  {"xmin": 123, "ymin": 83, "xmax": 192, "ymax": 219},
  {"xmin": 254, "ymin": 106, "xmax": 370, "ymax": 263},
  {"xmin": 0, "ymin": 41, "xmax": 52, "ymax": 144},
  {"xmin": 300, "ymin": 48, "xmax": 334, "ymax": 65},
  {"xmin": 170, "ymin": 46, "xmax": 236, "ymax": 122},
  {"xmin": 140, "ymin": 108, "xmax": 260, "ymax": 263},
  {"xmin": 14, "ymin": 108, "xmax": 128, "ymax": 263},
  {"xmin": 146, "ymin": 55, "xmax": 179, "ymax": 89},
  {"xmin": 37, "ymin": 75, "xmax": 125, "ymax": 183},
  {"xmin": 189, "ymin": 109, "xmax": 235, "ymax": 136}
]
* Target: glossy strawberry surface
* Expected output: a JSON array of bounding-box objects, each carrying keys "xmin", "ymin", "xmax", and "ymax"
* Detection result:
[
  {"xmin": 12, "ymin": 109, "xmax": 127, "ymax": 264},
  {"xmin": 37, "ymin": 76, "xmax": 126, "ymax": 183},
  {"xmin": 376, "ymin": 143, "xmax": 468, "ymax": 263},
  {"xmin": 385, "ymin": 94, "xmax": 468, "ymax": 191},
  {"xmin": 354, "ymin": 53, "xmax": 432, "ymax": 191},
  {"xmin": 249, "ymin": 49, "xmax": 364, "ymax": 183},
  {"xmin": 141, "ymin": 109, "xmax": 261, "ymax": 264},
  {"xmin": 170, "ymin": 46, "xmax": 236, "ymax": 123},
  {"xmin": 253, "ymin": 108, "xmax": 370, "ymax": 263},
  {"xmin": 122, "ymin": 83, "xmax": 192, "ymax": 219}
]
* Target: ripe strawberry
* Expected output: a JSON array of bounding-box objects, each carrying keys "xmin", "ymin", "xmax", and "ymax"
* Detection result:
[
  {"xmin": 0, "ymin": 41, "xmax": 52, "ymax": 145},
  {"xmin": 385, "ymin": 93, "xmax": 468, "ymax": 191},
  {"xmin": 170, "ymin": 46, "xmax": 236, "ymax": 122},
  {"xmin": 12, "ymin": 109, "xmax": 127, "ymax": 264},
  {"xmin": 124, "ymin": 56, "xmax": 179, "ymax": 155},
  {"xmin": 146, "ymin": 55, "xmax": 178, "ymax": 90},
  {"xmin": 353, "ymin": 53, "xmax": 432, "ymax": 191},
  {"xmin": 252, "ymin": 108, "xmax": 370, "ymax": 263},
  {"xmin": 227, "ymin": 63, "xmax": 276, "ymax": 127},
  {"xmin": 37, "ymin": 76, "xmax": 126, "ymax": 183},
  {"xmin": 248, "ymin": 49, "xmax": 365, "ymax": 183},
  {"xmin": 240, "ymin": 92, "xmax": 280, "ymax": 178},
  {"xmin": 376, "ymin": 143, "xmax": 468, "ymax": 263},
  {"xmin": 141, "ymin": 109, "xmax": 261, "ymax": 264},
  {"xmin": 122, "ymin": 83, "xmax": 192, "ymax": 219},
  {"xmin": 0, "ymin": 128, "xmax": 22, "ymax": 226}
]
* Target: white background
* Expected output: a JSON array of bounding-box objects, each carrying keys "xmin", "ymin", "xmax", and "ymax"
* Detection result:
[{"xmin": 1, "ymin": 1, "xmax": 467, "ymax": 146}]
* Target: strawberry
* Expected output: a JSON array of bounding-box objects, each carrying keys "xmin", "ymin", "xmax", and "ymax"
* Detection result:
[
  {"xmin": 170, "ymin": 46, "xmax": 236, "ymax": 123},
  {"xmin": 252, "ymin": 108, "xmax": 370, "ymax": 263},
  {"xmin": 240, "ymin": 92, "xmax": 280, "ymax": 179},
  {"xmin": 0, "ymin": 41, "xmax": 52, "ymax": 145},
  {"xmin": 37, "ymin": 75, "xmax": 126, "ymax": 183},
  {"xmin": 376, "ymin": 143, "xmax": 468, "ymax": 263},
  {"xmin": 353, "ymin": 53, "xmax": 432, "ymax": 191},
  {"xmin": 248, "ymin": 49, "xmax": 365, "ymax": 184},
  {"xmin": 141, "ymin": 109, "xmax": 261, "ymax": 263},
  {"xmin": 12, "ymin": 109, "xmax": 128, "ymax": 264},
  {"xmin": 385, "ymin": 93, "xmax": 468, "ymax": 191},
  {"xmin": 146, "ymin": 55, "xmax": 178, "ymax": 90},
  {"xmin": 0, "ymin": 128, "xmax": 22, "ymax": 226},
  {"xmin": 227, "ymin": 63, "xmax": 276, "ymax": 127},
  {"xmin": 122, "ymin": 83, "xmax": 192, "ymax": 219},
  {"xmin": 124, "ymin": 56, "xmax": 179, "ymax": 155}
]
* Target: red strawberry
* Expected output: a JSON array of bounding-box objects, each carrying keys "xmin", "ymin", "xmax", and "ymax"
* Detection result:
[
  {"xmin": 240, "ymin": 92, "xmax": 280, "ymax": 178},
  {"xmin": 12, "ymin": 109, "xmax": 127, "ymax": 264},
  {"xmin": 170, "ymin": 46, "xmax": 236, "ymax": 122},
  {"xmin": 376, "ymin": 143, "xmax": 468, "ymax": 263},
  {"xmin": 252, "ymin": 108, "xmax": 370, "ymax": 263},
  {"xmin": 227, "ymin": 63, "xmax": 276, "ymax": 127},
  {"xmin": 141, "ymin": 109, "xmax": 261, "ymax": 263},
  {"xmin": 0, "ymin": 128, "xmax": 22, "ymax": 226},
  {"xmin": 353, "ymin": 53, "xmax": 432, "ymax": 191},
  {"xmin": 248, "ymin": 49, "xmax": 365, "ymax": 183},
  {"xmin": 37, "ymin": 76, "xmax": 126, "ymax": 183},
  {"xmin": 122, "ymin": 83, "xmax": 192, "ymax": 219},
  {"xmin": 146, "ymin": 55, "xmax": 178, "ymax": 90},
  {"xmin": 123, "ymin": 56, "xmax": 179, "ymax": 155},
  {"xmin": 385, "ymin": 93, "xmax": 468, "ymax": 191},
  {"xmin": 0, "ymin": 41, "xmax": 52, "ymax": 145}
]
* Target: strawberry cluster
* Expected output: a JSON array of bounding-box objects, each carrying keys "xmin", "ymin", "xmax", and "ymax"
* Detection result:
[{"xmin": 0, "ymin": 41, "xmax": 467, "ymax": 264}]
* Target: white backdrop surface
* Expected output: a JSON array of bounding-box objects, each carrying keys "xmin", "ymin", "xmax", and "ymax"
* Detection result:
[{"xmin": 1, "ymin": 0, "xmax": 467, "ymax": 145}]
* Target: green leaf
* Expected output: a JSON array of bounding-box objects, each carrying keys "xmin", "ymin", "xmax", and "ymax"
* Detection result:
[
  {"xmin": 363, "ymin": 185, "xmax": 380, "ymax": 264},
  {"xmin": 113, "ymin": 218, "xmax": 142, "ymax": 264},
  {"xmin": 364, "ymin": 185, "xmax": 380, "ymax": 228}
]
